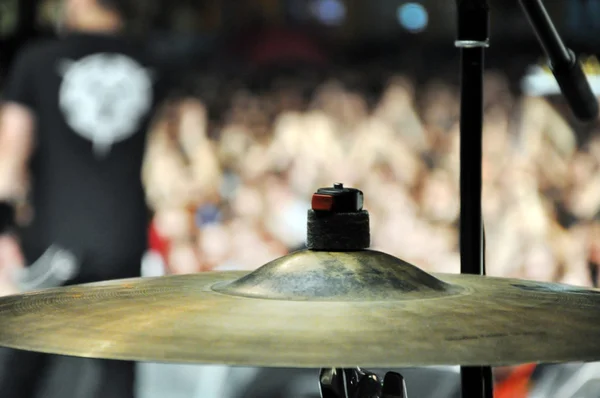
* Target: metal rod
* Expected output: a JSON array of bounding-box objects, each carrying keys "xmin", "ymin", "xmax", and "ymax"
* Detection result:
[
  {"xmin": 455, "ymin": 1, "xmax": 492, "ymax": 397},
  {"xmin": 483, "ymin": 366, "xmax": 494, "ymax": 397},
  {"xmin": 460, "ymin": 366, "xmax": 494, "ymax": 398},
  {"xmin": 461, "ymin": 367, "xmax": 484, "ymax": 398},
  {"xmin": 519, "ymin": 0, "xmax": 571, "ymax": 64},
  {"xmin": 458, "ymin": 46, "xmax": 484, "ymax": 278},
  {"xmin": 458, "ymin": 46, "xmax": 489, "ymax": 398},
  {"xmin": 519, "ymin": 0, "xmax": 598, "ymax": 122}
]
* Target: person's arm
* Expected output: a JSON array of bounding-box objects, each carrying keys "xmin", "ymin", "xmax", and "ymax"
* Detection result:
[
  {"xmin": 0, "ymin": 45, "xmax": 37, "ymax": 202},
  {"xmin": 142, "ymin": 103, "xmax": 191, "ymax": 210},
  {"xmin": 0, "ymin": 105, "xmax": 35, "ymax": 295},
  {"xmin": 0, "ymin": 48, "xmax": 38, "ymax": 295},
  {"xmin": 178, "ymin": 99, "xmax": 222, "ymax": 205},
  {"xmin": 0, "ymin": 104, "xmax": 35, "ymax": 200}
]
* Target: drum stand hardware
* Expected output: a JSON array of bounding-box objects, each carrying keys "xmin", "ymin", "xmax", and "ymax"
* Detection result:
[
  {"xmin": 456, "ymin": 0, "xmax": 597, "ymax": 396},
  {"xmin": 319, "ymin": 368, "xmax": 407, "ymax": 398},
  {"xmin": 312, "ymin": 188, "xmax": 408, "ymax": 398}
]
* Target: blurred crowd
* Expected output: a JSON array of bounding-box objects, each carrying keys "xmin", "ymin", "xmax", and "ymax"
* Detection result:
[{"xmin": 144, "ymin": 66, "xmax": 600, "ymax": 287}]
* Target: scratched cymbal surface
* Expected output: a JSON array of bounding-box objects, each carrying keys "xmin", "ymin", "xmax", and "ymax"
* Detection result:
[{"xmin": 1, "ymin": 249, "xmax": 600, "ymax": 368}]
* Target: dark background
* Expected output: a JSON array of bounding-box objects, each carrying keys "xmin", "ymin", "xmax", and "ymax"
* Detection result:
[{"xmin": 1, "ymin": 0, "xmax": 600, "ymax": 80}]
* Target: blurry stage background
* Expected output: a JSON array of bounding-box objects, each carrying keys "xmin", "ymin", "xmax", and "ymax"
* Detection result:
[{"xmin": 2, "ymin": 0, "xmax": 600, "ymax": 397}]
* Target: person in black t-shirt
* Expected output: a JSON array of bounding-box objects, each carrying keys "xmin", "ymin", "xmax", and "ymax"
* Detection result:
[{"xmin": 0, "ymin": 0, "xmax": 175, "ymax": 397}]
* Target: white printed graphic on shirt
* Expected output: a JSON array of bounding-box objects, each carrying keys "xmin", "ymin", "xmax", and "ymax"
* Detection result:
[{"xmin": 58, "ymin": 53, "xmax": 153, "ymax": 156}]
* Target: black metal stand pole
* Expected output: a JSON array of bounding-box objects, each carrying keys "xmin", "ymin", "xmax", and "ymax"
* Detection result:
[{"xmin": 455, "ymin": 1, "xmax": 493, "ymax": 397}]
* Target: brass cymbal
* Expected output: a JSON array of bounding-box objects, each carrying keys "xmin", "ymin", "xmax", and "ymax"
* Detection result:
[{"xmin": 1, "ymin": 249, "xmax": 600, "ymax": 368}]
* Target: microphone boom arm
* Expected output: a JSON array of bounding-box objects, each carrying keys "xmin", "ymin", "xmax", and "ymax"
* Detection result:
[{"xmin": 519, "ymin": 0, "xmax": 599, "ymax": 121}]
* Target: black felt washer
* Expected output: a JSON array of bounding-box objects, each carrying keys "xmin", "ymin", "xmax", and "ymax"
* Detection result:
[{"xmin": 306, "ymin": 210, "xmax": 370, "ymax": 251}]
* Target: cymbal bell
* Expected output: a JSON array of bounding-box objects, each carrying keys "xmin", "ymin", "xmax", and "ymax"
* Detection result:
[{"xmin": 1, "ymin": 249, "xmax": 600, "ymax": 368}]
